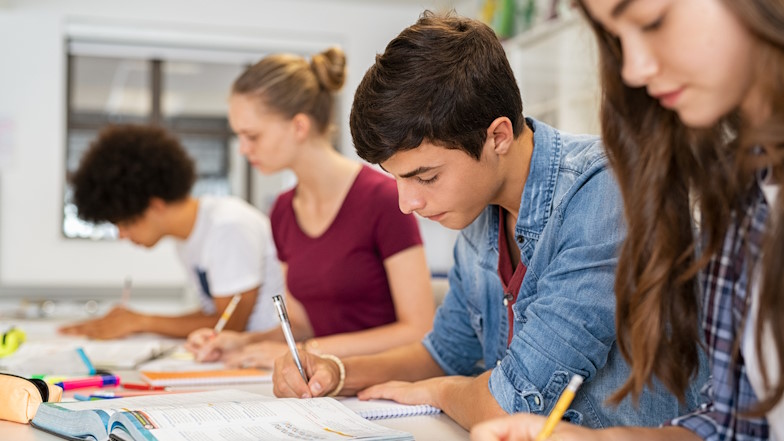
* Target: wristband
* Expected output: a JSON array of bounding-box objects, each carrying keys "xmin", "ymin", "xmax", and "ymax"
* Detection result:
[{"xmin": 319, "ymin": 354, "xmax": 345, "ymax": 397}]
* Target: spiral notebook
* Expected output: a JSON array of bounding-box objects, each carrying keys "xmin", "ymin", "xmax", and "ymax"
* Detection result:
[
  {"xmin": 340, "ymin": 398, "xmax": 442, "ymax": 420},
  {"xmin": 139, "ymin": 368, "xmax": 271, "ymax": 386}
]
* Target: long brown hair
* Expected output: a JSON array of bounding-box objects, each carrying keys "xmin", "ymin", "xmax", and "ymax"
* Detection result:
[{"xmin": 577, "ymin": 0, "xmax": 784, "ymax": 412}]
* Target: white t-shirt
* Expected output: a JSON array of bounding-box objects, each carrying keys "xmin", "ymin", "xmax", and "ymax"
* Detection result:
[
  {"xmin": 176, "ymin": 196, "xmax": 282, "ymax": 332},
  {"xmin": 742, "ymin": 181, "xmax": 782, "ymax": 441}
]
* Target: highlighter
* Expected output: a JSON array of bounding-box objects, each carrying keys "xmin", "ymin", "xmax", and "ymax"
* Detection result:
[{"xmin": 55, "ymin": 374, "xmax": 120, "ymax": 391}]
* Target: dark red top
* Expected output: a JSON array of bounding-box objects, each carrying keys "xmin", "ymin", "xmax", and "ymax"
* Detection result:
[
  {"xmin": 497, "ymin": 206, "xmax": 527, "ymax": 347},
  {"xmin": 270, "ymin": 165, "xmax": 423, "ymax": 337}
]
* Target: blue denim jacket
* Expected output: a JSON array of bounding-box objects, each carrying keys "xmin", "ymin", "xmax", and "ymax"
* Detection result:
[{"xmin": 423, "ymin": 118, "xmax": 704, "ymax": 428}]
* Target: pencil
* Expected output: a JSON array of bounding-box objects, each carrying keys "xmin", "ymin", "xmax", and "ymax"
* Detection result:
[
  {"xmin": 120, "ymin": 276, "xmax": 132, "ymax": 307},
  {"xmin": 213, "ymin": 293, "xmax": 242, "ymax": 334},
  {"xmin": 535, "ymin": 374, "xmax": 584, "ymax": 441}
]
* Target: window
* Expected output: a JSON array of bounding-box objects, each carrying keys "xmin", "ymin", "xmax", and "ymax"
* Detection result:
[{"xmin": 63, "ymin": 44, "xmax": 249, "ymax": 239}]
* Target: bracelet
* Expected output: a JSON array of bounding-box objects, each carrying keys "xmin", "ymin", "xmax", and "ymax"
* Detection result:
[{"xmin": 319, "ymin": 354, "xmax": 345, "ymax": 397}]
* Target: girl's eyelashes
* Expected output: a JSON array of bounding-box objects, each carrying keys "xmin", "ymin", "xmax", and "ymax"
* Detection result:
[{"xmin": 641, "ymin": 14, "xmax": 666, "ymax": 32}]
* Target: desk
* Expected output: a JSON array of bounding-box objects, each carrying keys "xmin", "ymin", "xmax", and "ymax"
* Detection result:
[{"xmin": 0, "ymin": 320, "xmax": 470, "ymax": 440}]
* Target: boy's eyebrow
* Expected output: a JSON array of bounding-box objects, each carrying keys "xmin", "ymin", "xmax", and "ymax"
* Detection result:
[
  {"xmin": 611, "ymin": 0, "xmax": 638, "ymax": 17},
  {"xmin": 398, "ymin": 166, "xmax": 437, "ymax": 179}
]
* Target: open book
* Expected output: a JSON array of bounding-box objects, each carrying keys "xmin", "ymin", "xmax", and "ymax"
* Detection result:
[
  {"xmin": 0, "ymin": 339, "xmax": 177, "ymax": 374},
  {"xmin": 30, "ymin": 389, "xmax": 413, "ymax": 441}
]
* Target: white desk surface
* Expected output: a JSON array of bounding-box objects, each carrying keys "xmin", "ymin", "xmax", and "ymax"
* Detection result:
[{"xmin": 0, "ymin": 319, "xmax": 470, "ymax": 441}]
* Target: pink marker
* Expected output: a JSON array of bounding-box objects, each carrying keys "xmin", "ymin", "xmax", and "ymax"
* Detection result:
[{"xmin": 55, "ymin": 374, "xmax": 120, "ymax": 391}]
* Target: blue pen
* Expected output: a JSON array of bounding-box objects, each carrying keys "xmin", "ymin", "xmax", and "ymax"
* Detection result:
[{"xmin": 75, "ymin": 347, "xmax": 96, "ymax": 375}]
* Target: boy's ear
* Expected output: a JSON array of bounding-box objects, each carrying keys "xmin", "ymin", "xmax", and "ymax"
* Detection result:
[
  {"xmin": 147, "ymin": 197, "xmax": 167, "ymax": 213},
  {"xmin": 485, "ymin": 117, "xmax": 514, "ymax": 156}
]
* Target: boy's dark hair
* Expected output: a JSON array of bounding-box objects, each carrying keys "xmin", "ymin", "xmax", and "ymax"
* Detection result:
[
  {"xmin": 70, "ymin": 124, "xmax": 196, "ymax": 224},
  {"xmin": 350, "ymin": 10, "xmax": 524, "ymax": 164}
]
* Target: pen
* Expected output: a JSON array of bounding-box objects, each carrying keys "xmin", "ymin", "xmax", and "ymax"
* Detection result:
[
  {"xmin": 213, "ymin": 293, "xmax": 242, "ymax": 334},
  {"xmin": 55, "ymin": 374, "xmax": 121, "ymax": 391},
  {"xmin": 272, "ymin": 294, "xmax": 308, "ymax": 383},
  {"xmin": 74, "ymin": 393, "xmax": 118, "ymax": 401},
  {"xmin": 122, "ymin": 382, "xmax": 167, "ymax": 391},
  {"xmin": 535, "ymin": 374, "xmax": 584, "ymax": 441}
]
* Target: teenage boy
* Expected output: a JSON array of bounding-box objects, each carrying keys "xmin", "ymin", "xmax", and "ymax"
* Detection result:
[
  {"xmin": 59, "ymin": 125, "xmax": 283, "ymax": 339},
  {"xmin": 272, "ymin": 12, "xmax": 704, "ymax": 430}
]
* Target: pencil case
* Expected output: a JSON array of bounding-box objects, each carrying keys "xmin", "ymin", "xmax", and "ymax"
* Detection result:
[{"xmin": 0, "ymin": 373, "xmax": 62, "ymax": 423}]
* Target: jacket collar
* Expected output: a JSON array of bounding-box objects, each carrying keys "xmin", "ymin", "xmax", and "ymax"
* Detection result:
[{"xmin": 509, "ymin": 117, "xmax": 561, "ymax": 242}]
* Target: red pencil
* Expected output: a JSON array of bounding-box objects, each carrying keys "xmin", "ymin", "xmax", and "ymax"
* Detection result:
[{"xmin": 122, "ymin": 382, "xmax": 166, "ymax": 391}]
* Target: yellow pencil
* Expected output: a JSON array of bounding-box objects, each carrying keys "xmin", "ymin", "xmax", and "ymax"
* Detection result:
[
  {"xmin": 213, "ymin": 294, "xmax": 242, "ymax": 334},
  {"xmin": 535, "ymin": 374, "xmax": 584, "ymax": 441}
]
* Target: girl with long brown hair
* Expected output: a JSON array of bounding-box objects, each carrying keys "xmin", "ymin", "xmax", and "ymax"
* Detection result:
[{"xmin": 471, "ymin": 0, "xmax": 784, "ymax": 440}]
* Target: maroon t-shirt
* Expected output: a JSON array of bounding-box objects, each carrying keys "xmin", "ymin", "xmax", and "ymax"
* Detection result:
[{"xmin": 270, "ymin": 165, "xmax": 423, "ymax": 337}]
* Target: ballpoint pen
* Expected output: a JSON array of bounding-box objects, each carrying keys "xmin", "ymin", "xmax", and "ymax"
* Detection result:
[
  {"xmin": 535, "ymin": 374, "xmax": 584, "ymax": 441},
  {"xmin": 272, "ymin": 295, "xmax": 308, "ymax": 383}
]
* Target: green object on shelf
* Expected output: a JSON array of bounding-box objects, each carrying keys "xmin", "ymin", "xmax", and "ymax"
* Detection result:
[
  {"xmin": 521, "ymin": 0, "xmax": 537, "ymax": 32},
  {"xmin": 492, "ymin": 0, "xmax": 516, "ymax": 38}
]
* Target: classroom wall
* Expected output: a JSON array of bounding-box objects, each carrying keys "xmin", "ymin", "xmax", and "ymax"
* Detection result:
[{"xmin": 0, "ymin": 0, "xmax": 473, "ymax": 299}]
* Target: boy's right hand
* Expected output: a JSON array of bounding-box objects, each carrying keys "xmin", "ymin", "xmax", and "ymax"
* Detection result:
[
  {"xmin": 184, "ymin": 328, "xmax": 246, "ymax": 362},
  {"xmin": 272, "ymin": 351, "xmax": 341, "ymax": 399}
]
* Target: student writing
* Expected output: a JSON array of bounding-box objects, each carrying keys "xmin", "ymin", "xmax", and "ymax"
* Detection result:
[
  {"xmin": 185, "ymin": 47, "xmax": 435, "ymax": 366},
  {"xmin": 60, "ymin": 125, "xmax": 282, "ymax": 339},
  {"xmin": 272, "ymin": 11, "xmax": 704, "ymax": 430},
  {"xmin": 471, "ymin": 0, "xmax": 784, "ymax": 440}
]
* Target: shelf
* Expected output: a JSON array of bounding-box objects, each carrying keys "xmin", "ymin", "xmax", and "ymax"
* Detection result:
[{"xmin": 501, "ymin": 14, "xmax": 582, "ymax": 50}]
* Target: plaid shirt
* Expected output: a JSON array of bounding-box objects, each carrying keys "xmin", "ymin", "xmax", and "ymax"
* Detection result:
[{"xmin": 669, "ymin": 183, "xmax": 770, "ymax": 440}]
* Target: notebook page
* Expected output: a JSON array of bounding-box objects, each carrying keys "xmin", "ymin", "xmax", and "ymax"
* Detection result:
[{"xmin": 339, "ymin": 397, "xmax": 442, "ymax": 420}]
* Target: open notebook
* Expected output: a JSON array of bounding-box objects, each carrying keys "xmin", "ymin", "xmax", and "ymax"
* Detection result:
[{"xmin": 339, "ymin": 398, "xmax": 442, "ymax": 420}]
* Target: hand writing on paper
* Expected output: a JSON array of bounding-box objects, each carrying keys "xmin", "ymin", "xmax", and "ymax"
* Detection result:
[
  {"xmin": 184, "ymin": 328, "xmax": 247, "ymax": 362},
  {"xmin": 357, "ymin": 377, "xmax": 444, "ymax": 408},
  {"xmin": 58, "ymin": 306, "xmax": 144, "ymax": 339},
  {"xmin": 273, "ymin": 351, "xmax": 340, "ymax": 399},
  {"xmin": 224, "ymin": 341, "xmax": 289, "ymax": 368}
]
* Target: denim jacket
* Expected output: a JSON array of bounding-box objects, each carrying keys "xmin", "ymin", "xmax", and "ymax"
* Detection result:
[{"xmin": 422, "ymin": 118, "xmax": 704, "ymax": 428}]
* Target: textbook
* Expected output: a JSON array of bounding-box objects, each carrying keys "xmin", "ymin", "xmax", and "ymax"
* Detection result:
[
  {"xmin": 31, "ymin": 389, "xmax": 414, "ymax": 441},
  {"xmin": 139, "ymin": 368, "xmax": 271, "ymax": 386}
]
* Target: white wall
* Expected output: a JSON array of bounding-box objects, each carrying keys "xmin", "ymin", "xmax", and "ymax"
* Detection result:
[{"xmin": 0, "ymin": 0, "xmax": 474, "ymax": 295}]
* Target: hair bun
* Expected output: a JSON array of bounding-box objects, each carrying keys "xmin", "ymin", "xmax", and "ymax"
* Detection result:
[{"xmin": 311, "ymin": 47, "xmax": 346, "ymax": 92}]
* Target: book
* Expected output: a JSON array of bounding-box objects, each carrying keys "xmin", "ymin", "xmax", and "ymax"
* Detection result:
[
  {"xmin": 339, "ymin": 398, "xmax": 442, "ymax": 420},
  {"xmin": 139, "ymin": 368, "xmax": 271, "ymax": 386},
  {"xmin": 31, "ymin": 389, "xmax": 414, "ymax": 441},
  {"xmin": 0, "ymin": 339, "xmax": 177, "ymax": 374},
  {"xmin": 84, "ymin": 340, "xmax": 178, "ymax": 370}
]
